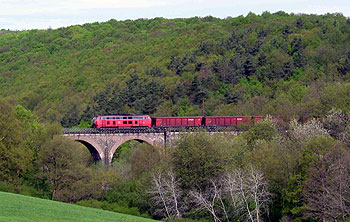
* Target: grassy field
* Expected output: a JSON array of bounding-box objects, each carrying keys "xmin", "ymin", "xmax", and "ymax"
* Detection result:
[{"xmin": 0, "ymin": 191, "xmax": 156, "ymax": 222}]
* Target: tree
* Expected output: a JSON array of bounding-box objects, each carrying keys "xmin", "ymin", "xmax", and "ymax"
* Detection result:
[
  {"xmin": 124, "ymin": 74, "xmax": 165, "ymax": 114},
  {"xmin": 189, "ymin": 165, "xmax": 271, "ymax": 222},
  {"xmin": 189, "ymin": 76, "xmax": 210, "ymax": 105},
  {"xmin": 303, "ymin": 146, "xmax": 350, "ymax": 221},
  {"xmin": 281, "ymin": 136, "xmax": 337, "ymax": 220},
  {"xmin": 322, "ymin": 108, "xmax": 350, "ymax": 143},
  {"xmin": 190, "ymin": 178, "xmax": 227, "ymax": 222},
  {"xmin": 289, "ymin": 119, "xmax": 329, "ymax": 142},
  {"xmin": 338, "ymin": 51, "xmax": 350, "ymax": 76},
  {"xmin": 37, "ymin": 136, "xmax": 93, "ymax": 202},
  {"xmin": 171, "ymin": 133, "xmax": 231, "ymax": 190},
  {"xmin": 167, "ymin": 55, "xmax": 185, "ymax": 76},
  {"xmin": 91, "ymin": 83, "xmax": 124, "ymax": 115},
  {"xmin": 290, "ymin": 37, "xmax": 306, "ymax": 69},
  {"xmin": 243, "ymin": 118, "xmax": 278, "ymax": 148},
  {"xmin": 0, "ymin": 100, "xmax": 34, "ymax": 184},
  {"xmin": 243, "ymin": 55, "xmax": 257, "ymax": 77},
  {"xmin": 149, "ymin": 168, "xmax": 183, "ymax": 219},
  {"xmin": 130, "ymin": 143, "xmax": 161, "ymax": 179},
  {"xmin": 223, "ymin": 166, "xmax": 271, "ymax": 222},
  {"xmin": 296, "ymin": 18, "xmax": 304, "ymax": 29}
]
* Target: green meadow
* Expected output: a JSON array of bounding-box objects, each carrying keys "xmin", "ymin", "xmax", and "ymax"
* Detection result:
[{"xmin": 0, "ymin": 192, "xmax": 156, "ymax": 222}]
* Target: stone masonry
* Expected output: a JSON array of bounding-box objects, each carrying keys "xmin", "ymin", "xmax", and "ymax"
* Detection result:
[{"xmin": 64, "ymin": 130, "xmax": 238, "ymax": 165}]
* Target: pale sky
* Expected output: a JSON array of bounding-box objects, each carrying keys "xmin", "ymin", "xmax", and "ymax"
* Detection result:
[{"xmin": 1, "ymin": 0, "xmax": 350, "ymax": 30}]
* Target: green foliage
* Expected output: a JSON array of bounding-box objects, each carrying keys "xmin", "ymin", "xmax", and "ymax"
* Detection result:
[
  {"xmin": 77, "ymin": 199, "xmax": 151, "ymax": 218},
  {"xmin": 280, "ymin": 136, "xmax": 337, "ymax": 220},
  {"xmin": 243, "ymin": 119, "xmax": 278, "ymax": 148},
  {"xmin": 0, "ymin": 100, "xmax": 35, "ymax": 184},
  {"xmin": 37, "ymin": 136, "xmax": 100, "ymax": 202},
  {"xmin": 0, "ymin": 181, "xmax": 16, "ymax": 193},
  {"xmin": 282, "ymin": 174, "xmax": 306, "ymax": 220},
  {"xmin": 1, "ymin": 14, "xmax": 350, "ymax": 124},
  {"xmin": 171, "ymin": 133, "xmax": 234, "ymax": 189}
]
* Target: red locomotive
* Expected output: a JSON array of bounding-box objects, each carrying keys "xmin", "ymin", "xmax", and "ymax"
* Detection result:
[
  {"xmin": 92, "ymin": 114, "xmax": 152, "ymax": 128},
  {"xmin": 92, "ymin": 115, "xmax": 265, "ymax": 128}
]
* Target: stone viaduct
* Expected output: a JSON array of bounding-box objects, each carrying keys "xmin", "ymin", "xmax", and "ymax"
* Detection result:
[
  {"xmin": 64, "ymin": 129, "xmax": 238, "ymax": 165},
  {"xmin": 64, "ymin": 130, "xmax": 183, "ymax": 165}
]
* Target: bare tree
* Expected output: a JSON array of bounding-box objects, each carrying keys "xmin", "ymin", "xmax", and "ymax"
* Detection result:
[
  {"xmin": 223, "ymin": 166, "xmax": 271, "ymax": 222},
  {"xmin": 190, "ymin": 179, "xmax": 229, "ymax": 222},
  {"xmin": 223, "ymin": 170, "xmax": 254, "ymax": 221},
  {"xmin": 190, "ymin": 166, "xmax": 270, "ymax": 222},
  {"xmin": 149, "ymin": 168, "xmax": 182, "ymax": 219}
]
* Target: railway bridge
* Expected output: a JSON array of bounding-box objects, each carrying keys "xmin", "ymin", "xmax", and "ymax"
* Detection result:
[{"xmin": 63, "ymin": 128, "xmax": 238, "ymax": 165}]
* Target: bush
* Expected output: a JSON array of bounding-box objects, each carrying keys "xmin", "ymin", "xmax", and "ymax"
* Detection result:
[
  {"xmin": 0, "ymin": 182, "xmax": 15, "ymax": 193},
  {"xmin": 76, "ymin": 200, "xmax": 151, "ymax": 218}
]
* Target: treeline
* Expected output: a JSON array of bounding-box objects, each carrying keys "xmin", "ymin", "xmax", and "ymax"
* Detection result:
[
  {"xmin": 1, "ymin": 13, "xmax": 350, "ymax": 126},
  {"xmin": 2, "ymin": 98, "xmax": 350, "ymax": 221}
]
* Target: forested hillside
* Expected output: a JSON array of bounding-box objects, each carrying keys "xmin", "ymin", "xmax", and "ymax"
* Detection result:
[
  {"xmin": 1, "ymin": 12, "xmax": 350, "ymax": 126},
  {"xmin": 3, "ymin": 12, "xmax": 350, "ymax": 221}
]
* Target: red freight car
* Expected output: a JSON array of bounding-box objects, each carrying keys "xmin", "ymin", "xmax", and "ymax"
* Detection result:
[
  {"xmin": 92, "ymin": 114, "xmax": 152, "ymax": 128},
  {"xmin": 204, "ymin": 116, "xmax": 252, "ymax": 127},
  {"xmin": 152, "ymin": 117, "xmax": 203, "ymax": 127}
]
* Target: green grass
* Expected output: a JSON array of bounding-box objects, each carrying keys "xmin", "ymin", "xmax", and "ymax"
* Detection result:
[{"xmin": 0, "ymin": 191, "xmax": 156, "ymax": 222}]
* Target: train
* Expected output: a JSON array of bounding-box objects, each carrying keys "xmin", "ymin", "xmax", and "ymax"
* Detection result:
[{"xmin": 92, "ymin": 114, "xmax": 265, "ymax": 128}]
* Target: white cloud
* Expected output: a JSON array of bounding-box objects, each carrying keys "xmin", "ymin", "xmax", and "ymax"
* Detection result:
[
  {"xmin": 296, "ymin": 5, "xmax": 350, "ymax": 15},
  {"xmin": 0, "ymin": 0, "xmax": 167, "ymax": 15},
  {"xmin": 70, "ymin": 0, "xmax": 167, "ymax": 9},
  {"xmin": 0, "ymin": 0, "xmax": 349, "ymax": 30}
]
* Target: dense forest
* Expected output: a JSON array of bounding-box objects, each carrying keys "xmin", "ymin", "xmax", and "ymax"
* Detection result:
[
  {"xmin": 2, "ymin": 11, "xmax": 350, "ymax": 221},
  {"xmin": 1, "ymin": 12, "xmax": 350, "ymax": 126}
]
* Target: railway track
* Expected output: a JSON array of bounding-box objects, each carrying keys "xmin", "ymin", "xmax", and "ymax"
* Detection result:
[{"xmin": 63, "ymin": 126, "xmax": 242, "ymax": 134}]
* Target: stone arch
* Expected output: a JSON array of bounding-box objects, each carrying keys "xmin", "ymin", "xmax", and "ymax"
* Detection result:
[
  {"xmin": 108, "ymin": 136, "xmax": 155, "ymax": 162},
  {"xmin": 74, "ymin": 138, "xmax": 104, "ymax": 162}
]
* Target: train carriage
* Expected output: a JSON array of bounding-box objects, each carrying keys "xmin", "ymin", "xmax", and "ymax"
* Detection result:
[
  {"xmin": 152, "ymin": 116, "xmax": 203, "ymax": 127},
  {"xmin": 204, "ymin": 116, "xmax": 265, "ymax": 127}
]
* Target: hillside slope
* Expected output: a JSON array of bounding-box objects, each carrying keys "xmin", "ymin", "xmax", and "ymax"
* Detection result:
[
  {"xmin": 0, "ymin": 191, "xmax": 156, "ymax": 222},
  {"xmin": 1, "ymin": 12, "xmax": 350, "ymax": 126}
]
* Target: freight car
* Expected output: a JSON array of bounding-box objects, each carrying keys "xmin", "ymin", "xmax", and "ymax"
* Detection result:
[
  {"xmin": 152, "ymin": 116, "xmax": 203, "ymax": 127},
  {"xmin": 205, "ymin": 116, "xmax": 265, "ymax": 127}
]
